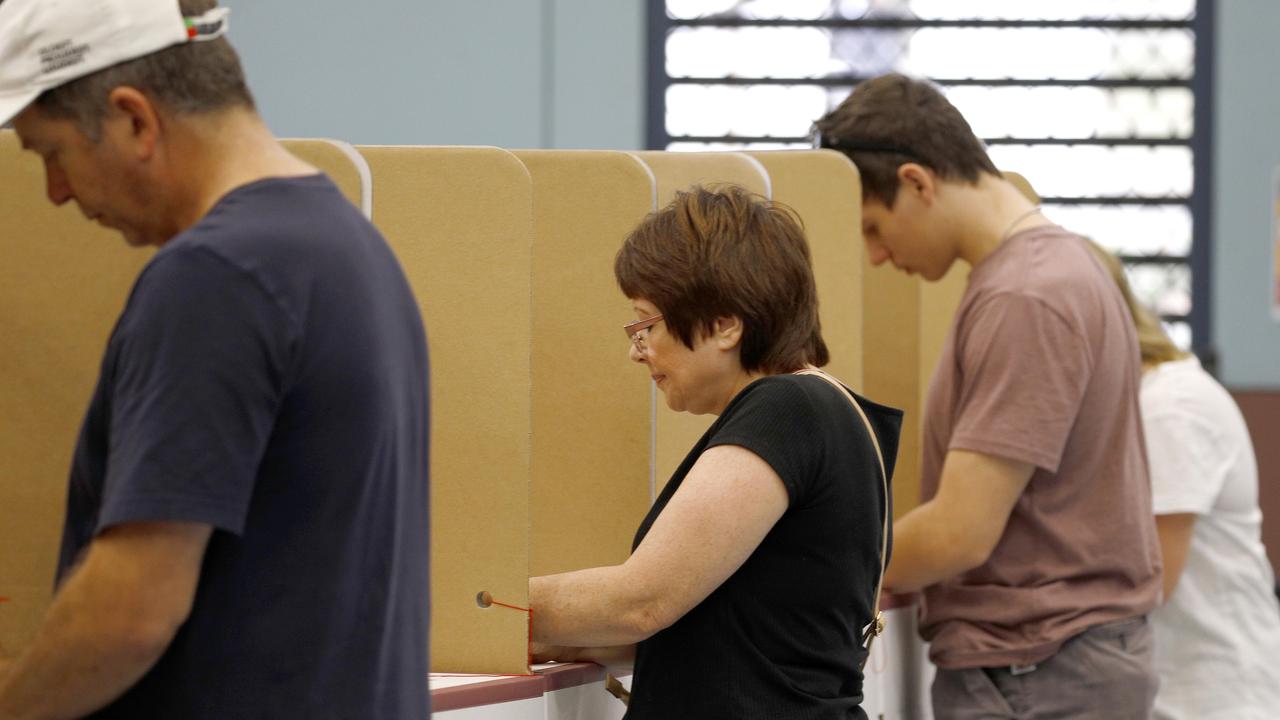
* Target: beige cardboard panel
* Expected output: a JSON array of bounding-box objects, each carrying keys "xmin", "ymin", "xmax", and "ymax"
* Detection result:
[
  {"xmin": 860, "ymin": 262, "xmax": 923, "ymax": 518},
  {"xmin": 512, "ymin": 150, "xmax": 656, "ymax": 578},
  {"xmin": 917, "ymin": 264, "xmax": 969, "ymax": 494},
  {"xmin": 919, "ymin": 266, "xmax": 969, "ymax": 394},
  {"xmin": 746, "ymin": 150, "xmax": 863, "ymax": 390},
  {"xmin": 862, "ymin": 247, "xmax": 966, "ymax": 520},
  {"xmin": 1004, "ymin": 171, "xmax": 1040, "ymax": 203},
  {"xmin": 628, "ymin": 151, "xmax": 772, "ymax": 489},
  {"xmin": 0, "ymin": 130, "xmax": 153, "ymax": 654},
  {"xmin": 630, "ymin": 150, "xmax": 770, "ymax": 202},
  {"xmin": 357, "ymin": 146, "xmax": 532, "ymax": 675},
  {"xmin": 281, "ymin": 139, "xmax": 372, "ymax": 216}
]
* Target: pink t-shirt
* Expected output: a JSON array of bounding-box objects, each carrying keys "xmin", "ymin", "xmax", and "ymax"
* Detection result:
[{"xmin": 919, "ymin": 225, "xmax": 1162, "ymax": 669}]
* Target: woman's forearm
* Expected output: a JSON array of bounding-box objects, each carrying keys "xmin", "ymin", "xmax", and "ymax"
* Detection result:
[{"xmin": 530, "ymin": 566, "xmax": 664, "ymax": 647}]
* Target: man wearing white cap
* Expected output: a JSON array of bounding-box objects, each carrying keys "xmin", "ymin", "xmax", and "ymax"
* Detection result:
[{"xmin": 0, "ymin": 1, "xmax": 431, "ymax": 717}]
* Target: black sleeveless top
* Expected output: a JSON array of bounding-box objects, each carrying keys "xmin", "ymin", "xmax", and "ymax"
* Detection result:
[{"xmin": 625, "ymin": 374, "xmax": 901, "ymax": 720}]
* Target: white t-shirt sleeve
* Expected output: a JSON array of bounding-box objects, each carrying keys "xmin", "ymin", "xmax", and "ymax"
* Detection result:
[{"xmin": 1142, "ymin": 377, "xmax": 1228, "ymax": 516}]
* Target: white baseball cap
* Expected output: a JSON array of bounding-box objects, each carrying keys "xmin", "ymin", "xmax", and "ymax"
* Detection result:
[{"xmin": 0, "ymin": 0, "xmax": 231, "ymax": 127}]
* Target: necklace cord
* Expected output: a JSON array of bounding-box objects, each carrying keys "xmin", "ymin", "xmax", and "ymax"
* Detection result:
[{"xmin": 999, "ymin": 205, "xmax": 1043, "ymax": 242}]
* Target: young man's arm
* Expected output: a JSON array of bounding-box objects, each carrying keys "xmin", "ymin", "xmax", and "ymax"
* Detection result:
[
  {"xmin": 884, "ymin": 449, "xmax": 1034, "ymax": 594},
  {"xmin": 0, "ymin": 522, "xmax": 210, "ymax": 720}
]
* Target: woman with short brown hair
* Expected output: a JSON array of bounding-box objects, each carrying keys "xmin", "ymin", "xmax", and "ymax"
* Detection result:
[{"xmin": 531, "ymin": 185, "xmax": 901, "ymax": 719}]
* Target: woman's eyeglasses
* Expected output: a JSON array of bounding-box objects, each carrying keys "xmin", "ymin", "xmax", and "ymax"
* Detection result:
[{"xmin": 623, "ymin": 313, "xmax": 663, "ymax": 353}]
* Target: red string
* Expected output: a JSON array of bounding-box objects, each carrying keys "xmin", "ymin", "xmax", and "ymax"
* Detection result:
[
  {"xmin": 488, "ymin": 599, "xmax": 529, "ymax": 613},
  {"xmin": 0, "ymin": 597, "xmax": 9, "ymax": 603},
  {"xmin": 483, "ymin": 595, "xmax": 535, "ymax": 670}
]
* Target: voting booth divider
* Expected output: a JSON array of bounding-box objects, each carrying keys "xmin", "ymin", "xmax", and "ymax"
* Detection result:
[
  {"xmin": 0, "ymin": 130, "xmax": 153, "ymax": 658},
  {"xmin": 511, "ymin": 150, "xmax": 657, "ymax": 582},
  {"xmin": 1, "ymin": 134, "xmax": 1045, "ymax": 713},
  {"xmin": 0, "ymin": 132, "xmax": 371, "ymax": 658},
  {"xmin": 354, "ymin": 145, "xmax": 538, "ymax": 676}
]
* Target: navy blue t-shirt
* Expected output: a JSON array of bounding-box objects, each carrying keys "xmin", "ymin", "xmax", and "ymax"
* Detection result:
[{"xmin": 58, "ymin": 175, "xmax": 431, "ymax": 719}]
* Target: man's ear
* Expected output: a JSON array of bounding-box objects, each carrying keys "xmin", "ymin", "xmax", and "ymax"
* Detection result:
[
  {"xmin": 712, "ymin": 315, "xmax": 744, "ymax": 350},
  {"xmin": 897, "ymin": 163, "xmax": 937, "ymax": 206},
  {"xmin": 103, "ymin": 86, "xmax": 161, "ymax": 160}
]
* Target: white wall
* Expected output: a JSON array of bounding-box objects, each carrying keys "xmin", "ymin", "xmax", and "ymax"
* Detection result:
[
  {"xmin": 224, "ymin": 0, "xmax": 644, "ymax": 150},
  {"xmin": 1214, "ymin": 0, "xmax": 1280, "ymax": 389}
]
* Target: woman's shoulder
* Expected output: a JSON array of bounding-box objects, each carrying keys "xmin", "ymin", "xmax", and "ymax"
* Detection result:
[
  {"xmin": 1142, "ymin": 357, "xmax": 1228, "ymax": 415},
  {"xmin": 734, "ymin": 373, "xmax": 842, "ymax": 409},
  {"xmin": 1142, "ymin": 357, "xmax": 1247, "ymax": 437},
  {"xmin": 735, "ymin": 373, "xmax": 898, "ymax": 412},
  {"xmin": 723, "ymin": 375, "xmax": 818, "ymax": 419}
]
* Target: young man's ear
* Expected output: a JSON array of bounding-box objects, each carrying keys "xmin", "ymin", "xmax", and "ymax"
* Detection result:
[{"xmin": 897, "ymin": 163, "xmax": 936, "ymax": 206}]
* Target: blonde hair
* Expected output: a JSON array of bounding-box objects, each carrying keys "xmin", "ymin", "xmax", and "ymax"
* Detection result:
[{"xmin": 1082, "ymin": 238, "xmax": 1189, "ymax": 367}]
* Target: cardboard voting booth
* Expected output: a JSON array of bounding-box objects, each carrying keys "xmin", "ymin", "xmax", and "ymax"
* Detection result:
[
  {"xmin": 2, "ymin": 135, "xmax": 1001, "ymax": 690},
  {"xmin": 0, "ymin": 132, "xmax": 370, "ymax": 655},
  {"xmin": 281, "ymin": 138, "xmax": 372, "ymax": 216},
  {"xmin": 511, "ymin": 150, "xmax": 657, "ymax": 579},
  {"xmin": 356, "ymin": 145, "xmax": 536, "ymax": 676},
  {"xmin": 0, "ymin": 130, "xmax": 151, "ymax": 656}
]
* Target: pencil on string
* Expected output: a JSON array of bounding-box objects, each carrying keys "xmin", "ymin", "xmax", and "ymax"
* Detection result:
[{"xmin": 476, "ymin": 591, "xmax": 536, "ymax": 672}]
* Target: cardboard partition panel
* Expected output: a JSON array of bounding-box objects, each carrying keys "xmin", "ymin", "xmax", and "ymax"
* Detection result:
[
  {"xmin": 357, "ymin": 146, "xmax": 533, "ymax": 676},
  {"xmin": 0, "ymin": 130, "xmax": 153, "ymax": 655},
  {"xmin": 627, "ymin": 151, "xmax": 772, "ymax": 490},
  {"xmin": 281, "ymin": 138, "xmax": 373, "ymax": 217},
  {"xmin": 0, "ymin": 133, "xmax": 376, "ymax": 657},
  {"xmin": 859, "ymin": 253, "xmax": 923, "ymax": 518},
  {"xmin": 1004, "ymin": 171, "xmax": 1039, "ymax": 204},
  {"xmin": 745, "ymin": 150, "xmax": 864, "ymax": 390},
  {"xmin": 511, "ymin": 150, "xmax": 657, "ymax": 578}
]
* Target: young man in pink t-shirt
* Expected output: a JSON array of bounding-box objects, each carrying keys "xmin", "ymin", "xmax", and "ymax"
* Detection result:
[{"xmin": 815, "ymin": 73, "xmax": 1163, "ymax": 719}]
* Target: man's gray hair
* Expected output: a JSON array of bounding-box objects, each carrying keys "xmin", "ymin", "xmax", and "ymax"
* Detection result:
[{"xmin": 34, "ymin": 0, "xmax": 255, "ymax": 139}]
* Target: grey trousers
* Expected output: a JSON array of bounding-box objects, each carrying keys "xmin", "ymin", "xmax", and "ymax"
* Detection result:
[{"xmin": 931, "ymin": 616, "xmax": 1157, "ymax": 720}]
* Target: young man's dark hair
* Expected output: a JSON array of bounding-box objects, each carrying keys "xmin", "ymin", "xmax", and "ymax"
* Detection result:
[{"xmin": 813, "ymin": 73, "xmax": 999, "ymax": 207}]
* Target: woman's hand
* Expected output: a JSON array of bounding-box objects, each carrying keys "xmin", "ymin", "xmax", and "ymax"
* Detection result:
[
  {"xmin": 530, "ymin": 642, "xmax": 636, "ymax": 672},
  {"xmin": 529, "ymin": 642, "xmax": 576, "ymax": 664}
]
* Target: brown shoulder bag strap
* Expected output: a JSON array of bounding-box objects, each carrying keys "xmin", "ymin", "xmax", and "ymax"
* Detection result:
[{"xmin": 793, "ymin": 368, "xmax": 889, "ymax": 673}]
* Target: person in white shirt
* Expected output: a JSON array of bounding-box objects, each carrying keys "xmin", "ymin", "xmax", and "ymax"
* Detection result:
[{"xmin": 1088, "ymin": 239, "xmax": 1280, "ymax": 720}]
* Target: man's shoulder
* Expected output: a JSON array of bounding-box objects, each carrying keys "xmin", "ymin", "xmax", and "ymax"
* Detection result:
[
  {"xmin": 180, "ymin": 174, "xmax": 367, "ymax": 248},
  {"xmin": 978, "ymin": 226, "xmax": 1094, "ymax": 286},
  {"xmin": 155, "ymin": 174, "xmax": 384, "ymax": 292},
  {"xmin": 966, "ymin": 229, "xmax": 1113, "ymax": 325}
]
